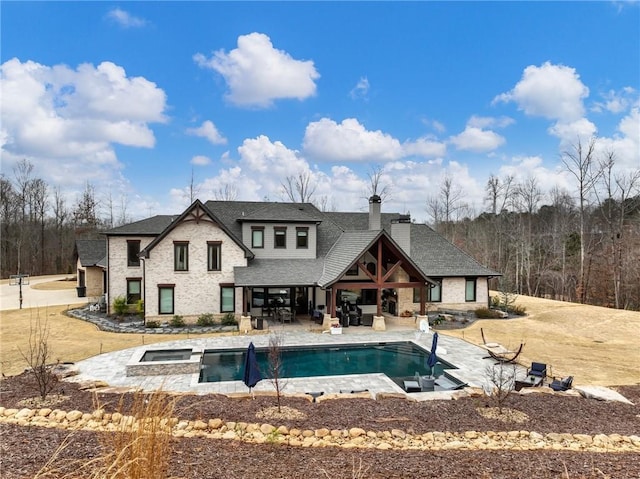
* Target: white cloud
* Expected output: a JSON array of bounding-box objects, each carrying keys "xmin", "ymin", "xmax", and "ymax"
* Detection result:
[
  {"xmin": 494, "ymin": 62, "xmax": 589, "ymax": 122},
  {"xmin": 0, "ymin": 57, "xmax": 167, "ymax": 189},
  {"xmin": 303, "ymin": 117, "xmax": 446, "ymax": 162},
  {"xmin": 303, "ymin": 118, "xmax": 403, "ymax": 162},
  {"xmin": 186, "ymin": 120, "xmax": 227, "ymax": 145},
  {"xmin": 194, "ymin": 32, "xmax": 320, "ymax": 108},
  {"xmin": 467, "ymin": 115, "xmax": 514, "ymax": 129},
  {"xmin": 191, "ymin": 155, "xmax": 211, "ymax": 166},
  {"xmin": 592, "ymin": 87, "xmax": 637, "ymax": 114},
  {"xmin": 449, "ymin": 126, "xmax": 505, "ymax": 153},
  {"xmin": 106, "ymin": 8, "xmax": 147, "ymax": 28},
  {"xmin": 349, "ymin": 77, "xmax": 370, "ymax": 100}
]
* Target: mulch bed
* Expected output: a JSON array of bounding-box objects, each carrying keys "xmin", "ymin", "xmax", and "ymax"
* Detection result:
[{"xmin": 1, "ymin": 372, "xmax": 639, "ymax": 478}]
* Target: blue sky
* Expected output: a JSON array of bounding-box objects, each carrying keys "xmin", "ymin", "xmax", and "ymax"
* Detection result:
[{"xmin": 2, "ymin": 1, "xmax": 638, "ymax": 222}]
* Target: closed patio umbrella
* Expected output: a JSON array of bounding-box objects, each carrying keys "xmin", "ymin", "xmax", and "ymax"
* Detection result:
[
  {"xmin": 427, "ymin": 332, "xmax": 439, "ymax": 376},
  {"xmin": 243, "ymin": 342, "xmax": 262, "ymax": 396}
]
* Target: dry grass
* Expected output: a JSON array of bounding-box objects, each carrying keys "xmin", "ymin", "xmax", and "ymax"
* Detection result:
[
  {"xmin": 31, "ymin": 279, "xmax": 77, "ymax": 291},
  {"xmin": 442, "ymin": 292, "xmax": 640, "ymax": 386},
  {"xmin": 0, "ymin": 304, "xmax": 227, "ymax": 376},
  {"xmin": 34, "ymin": 389, "xmax": 177, "ymax": 479}
]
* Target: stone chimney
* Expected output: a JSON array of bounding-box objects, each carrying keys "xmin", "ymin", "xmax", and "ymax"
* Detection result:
[
  {"xmin": 368, "ymin": 195, "xmax": 382, "ymax": 230},
  {"xmin": 391, "ymin": 214, "xmax": 411, "ymax": 253}
]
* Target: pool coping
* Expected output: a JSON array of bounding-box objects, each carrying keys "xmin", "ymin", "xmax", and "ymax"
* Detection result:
[{"xmin": 65, "ymin": 329, "xmax": 526, "ymax": 399}]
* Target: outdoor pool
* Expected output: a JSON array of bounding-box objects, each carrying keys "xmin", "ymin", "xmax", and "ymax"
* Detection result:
[{"xmin": 199, "ymin": 341, "xmax": 460, "ymax": 388}]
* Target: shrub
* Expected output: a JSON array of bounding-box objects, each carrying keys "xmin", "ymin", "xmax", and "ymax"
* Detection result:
[
  {"xmin": 145, "ymin": 320, "xmax": 160, "ymax": 328},
  {"xmin": 509, "ymin": 304, "xmax": 527, "ymax": 316},
  {"xmin": 196, "ymin": 313, "xmax": 215, "ymax": 327},
  {"xmin": 169, "ymin": 315, "xmax": 185, "ymax": 327},
  {"xmin": 136, "ymin": 299, "xmax": 145, "ymax": 318},
  {"xmin": 112, "ymin": 296, "xmax": 129, "ymax": 316},
  {"xmin": 221, "ymin": 312, "xmax": 237, "ymax": 326},
  {"xmin": 475, "ymin": 307, "xmax": 505, "ymax": 319}
]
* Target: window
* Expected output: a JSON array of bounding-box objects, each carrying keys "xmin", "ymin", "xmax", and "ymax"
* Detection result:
[
  {"xmin": 346, "ymin": 264, "xmax": 359, "ymax": 276},
  {"xmin": 158, "ymin": 285, "xmax": 174, "ymax": 314},
  {"xmin": 274, "ymin": 227, "xmax": 287, "ymax": 248},
  {"xmin": 174, "ymin": 242, "xmax": 189, "ymax": 271},
  {"xmin": 465, "ymin": 278, "xmax": 477, "ymax": 302},
  {"xmin": 220, "ymin": 285, "xmax": 235, "ymax": 313},
  {"xmin": 252, "ymin": 287, "xmax": 265, "ymax": 308},
  {"xmin": 413, "ymin": 279, "xmax": 442, "ymax": 303},
  {"xmin": 207, "ymin": 242, "xmax": 221, "ymax": 271},
  {"xmin": 126, "ymin": 278, "xmax": 141, "ymax": 304},
  {"xmin": 127, "ymin": 241, "xmax": 140, "ymax": 267},
  {"xmin": 251, "ymin": 227, "xmax": 264, "ymax": 248},
  {"xmin": 296, "ymin": 227, "xmax": 309, "ymax": 248}
]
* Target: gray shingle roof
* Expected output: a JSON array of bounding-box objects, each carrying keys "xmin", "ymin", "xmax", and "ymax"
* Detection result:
[
  {"xmin": 237, "ymin": 202, "xmax": 324, "ymax": 223},
  {"xmin": 75, "ymin": 240, "xmax": 106, "ymax": 268},
  {"xmin": 409, "ymin": 224, "xmax": 499, "ymax": 277},
  {"xmin": 234, "ymin": 259, "xmax": 325, "ymax": 286},
  {"xmin": 318, "ymin": 230, "xmax": 381, "ymax": 287},
  {"xmin": 104, "ymin": 215, "xmax": 177, "ymax": 236}
]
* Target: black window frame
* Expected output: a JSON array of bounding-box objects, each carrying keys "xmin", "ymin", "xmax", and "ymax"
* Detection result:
[
  {"xmin": 126, "ymin": 277, "xmax": 142, "ymax": 305},
  {"xmin": 207, "ymin": 241, "xmax": 222, "ymax": 271},
  {"xmin": 296, "ymin": 227, "xmax": 309, "ymax": 249},
  {"xmin": 465, "ymin": 277, "xmax": 477, "ymax": 302},
  {"xmin": 174, "ymin": 241, "xmax": 189, "ymax": 271},
  {"xmin": 251, "ymin": 227, "xmax": 264, "ymax": 249},
  {"xmin": 158, "ymin": 284, "xmax": 175, "ymax": 315},
  {"xmin": 274, "ymin": 227, "xmax": 287, "ymax": 249},
  {"xmin": 220, "ymin": 284, "xmax": 235, "ymax": 313},
  {"xmin": 127, "ymin": 240, "xmax": 141, "ymax": 267}
]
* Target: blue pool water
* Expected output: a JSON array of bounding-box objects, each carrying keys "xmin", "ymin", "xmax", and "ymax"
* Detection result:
[{"xmin": 199, "ymin": 341, "xmax": 455, "ymax": 384}]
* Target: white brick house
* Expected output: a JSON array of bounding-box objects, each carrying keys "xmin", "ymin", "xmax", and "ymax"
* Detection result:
[{"xmin": 99, "ymin": 198, "xmax": 499, "ymax": 323}]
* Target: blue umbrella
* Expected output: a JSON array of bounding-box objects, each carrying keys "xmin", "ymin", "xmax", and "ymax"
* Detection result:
[
  {"xmin": 243, "ymin": 342, "xmax": 262, "ymax": 393},
  {"xmin": 426, "ymin": 332, "xmax": 439, "ymax": 375}
]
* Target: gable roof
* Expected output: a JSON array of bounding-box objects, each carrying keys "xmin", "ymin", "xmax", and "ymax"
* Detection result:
[
  {"xmin": 103, "ymin": 215, "xmax": 177, "ymax": 236},
  {"xmin": 75, "ymin": 239, "xmax": 106, "ymax": 268},
  {"xmin": 139, "ymin": 200, "xmax": 253, "ymax": 259}
]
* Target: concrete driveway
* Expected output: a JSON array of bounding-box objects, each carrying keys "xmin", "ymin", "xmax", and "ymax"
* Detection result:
[{"xmin": 0, "ymin": 275, "xmax": 88, "ymax": 311}]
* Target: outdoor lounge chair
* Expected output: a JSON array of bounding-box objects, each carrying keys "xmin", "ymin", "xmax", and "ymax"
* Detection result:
[
  {"xmin": 527, "ymin": 362, "xmax": 547, "ymax": 379},
  {"xmin": 549, "ymin": 376, "xmax": 573, "ymax": 391}
]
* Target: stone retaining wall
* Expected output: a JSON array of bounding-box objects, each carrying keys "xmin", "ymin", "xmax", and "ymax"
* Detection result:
[{"xmin": 1, "ymin": 406, "xmax": 638, "ymax": 453}]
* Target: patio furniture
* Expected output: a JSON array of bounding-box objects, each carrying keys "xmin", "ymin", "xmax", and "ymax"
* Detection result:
[
  {"xmin": 527, "ymin": 362, "xmax": 547, "ymax": 380},
  {"xmin": 403, "ymin": 379, "xmax": 421, "ymax": 392},
  {"xmin": 361, "ymin": 313, "xmax": 374, "ymax": 326},
  {"xmin": 515, "ymin": 375, "xmax": 543, "ymax": 391},
  {"xmin": 549, "ymin": 376, "xmax": 573, "ymax": 391}
]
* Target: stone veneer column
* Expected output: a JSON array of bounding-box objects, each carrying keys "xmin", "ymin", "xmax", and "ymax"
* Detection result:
[
  {"xmin": 372, "ymin": 315, "xmax": 386, "ymax": 331},
  {"xmin": 415, "ymin": 315, "xmax": 430, "ymax": 331},
  {"xmin": 239, "ymin": 315, "xmax": 252, "ymax": 333},
  {"xmin": 322, "ymin": 313, "xmax": 337, "ymax": 330}
]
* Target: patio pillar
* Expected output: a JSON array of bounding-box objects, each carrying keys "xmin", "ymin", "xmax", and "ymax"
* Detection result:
[
  {"xmin": 372, "ymin": 315, "xmax": 386, "ymax": 331},
  {"xmin": 239, "ymin": 315, "xmax": 252, "ymax": 333}
]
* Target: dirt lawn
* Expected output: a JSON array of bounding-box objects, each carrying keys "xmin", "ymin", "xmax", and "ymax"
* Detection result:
[
  {"xmin": 1, "ymin": 279, "xmax": 639, "ymax": 385},
  {"xmin": 442, "ymin": 292, "xmax": 640, "ymax": 386}
]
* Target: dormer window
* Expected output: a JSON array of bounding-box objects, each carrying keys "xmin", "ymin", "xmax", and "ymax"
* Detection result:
[
  {"xmin": 251, "ymin": 227, "xmax": 264, "ymax": 248},
  {"xmin": 296, "ymin": 227, "xmax": 308, "ymax": 248},
  {"xmin": 274, "ymin": 227, "xmax": 287, "ymax": 248}
]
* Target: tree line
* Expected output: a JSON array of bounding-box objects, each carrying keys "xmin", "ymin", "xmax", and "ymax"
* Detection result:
[{"xmin": 427, "ymin": 140, "xmax": 640, "ymax": 311}]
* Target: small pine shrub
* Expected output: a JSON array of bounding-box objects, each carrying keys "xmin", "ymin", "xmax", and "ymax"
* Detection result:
[
  {"xmin": 221, "ymin": 312, "xmax": 237, "ymax": 326},
  {"xmin": 145, "ymin": 320, "xmax": 160, "ymax": 328},
  {"xmin": 112, "ymin": 296, "xmax": 129, "ymax": 316},
  {"xmin": 170, "ymin": 315, "xmax": 185, "ymax": 327},
  {"xmin": 197, "ymin": 313, "xmax": 215, "ymax": 327}
]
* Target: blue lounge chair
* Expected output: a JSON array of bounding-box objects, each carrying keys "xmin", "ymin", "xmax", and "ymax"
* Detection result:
[{"xmin": 549, "ymin": 376, "xmax": 573, "ymax": 391}]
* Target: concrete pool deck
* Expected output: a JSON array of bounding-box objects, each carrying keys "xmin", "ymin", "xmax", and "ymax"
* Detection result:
[{"xmin": 66, "ymin": 326, "xmax": 524, "ymax": 399}]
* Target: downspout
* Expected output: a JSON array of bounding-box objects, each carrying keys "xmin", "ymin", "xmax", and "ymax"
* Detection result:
[{"xmin": 141, "ymin": 257, "xmax": 146, "ymax": 325}]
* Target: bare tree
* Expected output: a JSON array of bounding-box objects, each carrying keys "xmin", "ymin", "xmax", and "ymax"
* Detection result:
[
  {"xmin": 484, "ymin": 362, "xmax": 518, "ymax": 414},
  {"xmin": 73, "ymin": 182, "xmax": 100, "ymax": 228},
  {"xmin": 561, "ymin": 138, "xmax": 603, "ymax": 303},
  {"xmin": 427, "ymin": 176, "xmax": 465, "ymax": 241},
  {"xmin": 281, "ymin": 170, "xmax": 317, "ymax": 203},
  {"xmin": 365, "ymin": 165, "xmax": 391, "ymax": 201},
  {"xmin": 188, "ymin": 168, "xmax": 200, "ymax": 204},
  {"xmin": 213, "ymin": 183, "xmax": 239, "ymax": 201},
  {"xmin": 19, "ymin": 313, "xmax": 57, "ymax": 401},
  {"xmin": 266, "ymin": 333, "xmax": 287, "ymax": 412},
  {"xmin": 314, "ymin": 195, "xmax": 337, "ymax": 212}
]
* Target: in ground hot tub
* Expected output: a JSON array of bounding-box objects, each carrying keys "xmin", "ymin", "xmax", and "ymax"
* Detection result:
[{"xmin": 126, "ymin": 348, "xmax": 202, "ymax": 377}]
